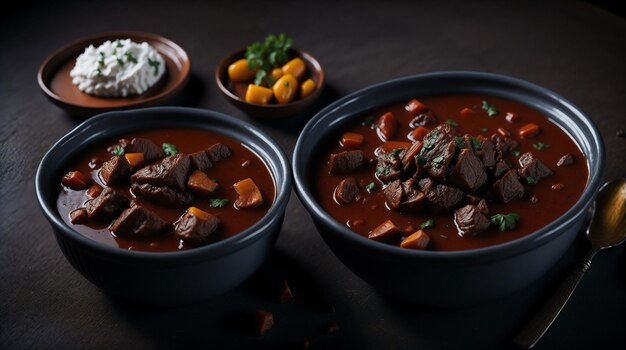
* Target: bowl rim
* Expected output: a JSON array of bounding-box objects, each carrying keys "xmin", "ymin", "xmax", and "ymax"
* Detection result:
[
  {"xmin": 37, "ymin": 31, "xmax": 191, "ymax": 111},
  {"xmin": 214, "ymin": 47, "xmax": 325, "ymax": 109},
  {"xmin": 35, "ymin": 106, "xmax": 291, "ymax": 261},
  {"xmin": 292, "ymin": 70, "xmax": 605, "ymax": 261}
]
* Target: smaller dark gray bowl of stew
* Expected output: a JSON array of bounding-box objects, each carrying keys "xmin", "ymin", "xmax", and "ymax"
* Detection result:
[
  {"xmin": 292, "ymin": 71, "xmax": 604, "ymax": 307},
  {"xmin": 36, "ymin": 107, "xmax": 291, "ymax": 305}
]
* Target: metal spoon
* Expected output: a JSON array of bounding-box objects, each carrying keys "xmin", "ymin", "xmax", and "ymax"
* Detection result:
[{"xmin": 514, "ymin": 179, "xmax": 626, "ymax": 349}]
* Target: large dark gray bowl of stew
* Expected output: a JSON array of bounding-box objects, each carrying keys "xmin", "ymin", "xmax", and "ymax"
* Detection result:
[
  {"xmin": 292, "ymin": 71, "xmax": 604, "ymax": 307},
  {"xmin": 36, "ymin": 107, "xmax": 291, "ymax": 305}
]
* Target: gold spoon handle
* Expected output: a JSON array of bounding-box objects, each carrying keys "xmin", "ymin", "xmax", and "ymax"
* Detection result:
[{"xmin": 513, "ymin": 248, "xmax": 599, "ymax": 349}]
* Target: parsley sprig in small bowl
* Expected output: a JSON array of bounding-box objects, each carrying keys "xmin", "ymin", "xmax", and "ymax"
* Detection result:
[{"xmin": 215, "ymin": 34, "xmax": 324, "ymax": 119}]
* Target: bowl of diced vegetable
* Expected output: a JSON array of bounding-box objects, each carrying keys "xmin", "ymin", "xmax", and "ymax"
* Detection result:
[{"xmin": 215, "ymin": 34, "xmax": 324, "ymax": 119}]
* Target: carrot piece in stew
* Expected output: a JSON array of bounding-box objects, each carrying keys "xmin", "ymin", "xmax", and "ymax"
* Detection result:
[
  {"xmin": 459, "ymin": 107, "xmax": 475, "ymax": 118},
  {"xmin": 187, "ymin": 206, "xmax": 212, "ymax": 221},
  {"xmin": 124, "ymin": 152, "xmax": 144, "ymax": 170},
  {"xmin": 234, "ymin": 178, "xmax": 264, "ymax": 209},
  {"xmin": 400, "ymin": 229, "xmax": 431, "ymax": 250},
  {"xmin": 368, "ymin": 220, "xmax": 402, "ymax": 241},
  {"xmin": 405, "ymin": 99, "xmax": 427, "ymax": 116},
  {"xmin": 341, "ymin": 132, "xmax": 364, "ymax": 148},
  {"xmin": 187, "ymin": 170, "xmax": 220, "ymax": 196},
  {"xmin": 61, "ymin": 170, "xmax": 90, "ymax": 190},
  {"xmin": 408, "ymin": 126, "xmax": 430, "ymax": 142},
  {"xmin": 375, "ymin": 112, "xmax": 397, "ymax": 141},
  {"xmin": 497, "ymin": 127, "xmax": 510, "ymax": 137},
  {"xmin": 519, "ymin": 123, "xmax": 541, "ymax": 139}
]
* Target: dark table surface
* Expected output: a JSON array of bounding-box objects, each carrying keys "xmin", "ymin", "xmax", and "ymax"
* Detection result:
[{"xmin": 1, "ymin": 1, "xmax": 625, "ymax": 349}]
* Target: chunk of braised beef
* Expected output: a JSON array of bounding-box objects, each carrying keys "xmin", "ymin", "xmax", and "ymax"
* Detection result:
[
  {"xmin": 126, "ymin": 138, "xmax": 164, "ymax": 163},
  {"xmin": 334, "ymin": 177, "xmax": 360, "ymax": 205},
  {"xmin": 189, "ymin": 151, "xmax": 213, "ymax": 171},
  {"xmin": 477, "ymin": 199, "xmax": 489, "ymax": 215},
  {"xmin": 401, "ymin": 141, "xmax": 422, "ymax": 173},
  {"xmin": 491, "ymin": 134, "xmax": 518, "ymax": 161},
  {"xmin": 448, "ymin": 148, "xmax": 487, "ymax": 193},
  {"xmin": 425, "ymin": 184, "xmax": 464, "ymax": 213},
  {"xmin": 85, "ymin": 187, "xmax": 129, "ymax": 221},
  {"xmin": 465, "ymin": 194, "xmax": 482, "ymax": 205},
  {"xmin": 100, "ymin": 156, "xmax": 131, "ymax": 185},
  {"xmin": 401, "ymin": 189, "xmax": 425, "ymax": 212},
  {"xmin": 417, "ymin": 177, "xmax": 434, "ymax": 194},
  {"xmin": 518, "ymin": 152, "xmax": 553, "ymax": 181},
  {"xmin": 557, "ymin": 153, "xmax": 574, "ymax": 167},
  {"xmin": 491, "ymin": 169, "xmax": 524, "ymax": 203},
  {"xmin": 423, "ymin": 140, "xmax": 457, "ymax": 182},
  {"xmin": 329, "ymin": 150, "xmax": 364, "ymax": 175},
  {"xmin": 206, "ymin": 143, "xmax": 232, "ymax": 162},
  {"xmin": 454, "ymin": 204, "xmax": 491, "ymax": 237},
  {"xmin": 375, "ymin": 150, "xmax": 402, "ymax": 183},
  {"xmin": 131, "ymin": 183, "xmax": 195, "ymax": 207},
  {"xmin": 476, "ymin": 137, "xmax": 496, "ymax": 167},
  {"xmin": 409, "ymin": 112, "xmax": 437, "ymax": 127},
  {"xmin": 131, "ymin": 154, "xmax": 191, "ymax": 191},
  {"xmin": 383, "ymin": 179, "xmax": 403, "ymax": 209},
  {"xmin": 493, "ymin": 159, "xmax": 511, "ymax": 178},
  {"xmin": 175, "ymin": 210, "xmax": 221, "ymax": 244},
  {"xmin": 110, "ymin": 205, "xmax": 170, "ymax": 237}
]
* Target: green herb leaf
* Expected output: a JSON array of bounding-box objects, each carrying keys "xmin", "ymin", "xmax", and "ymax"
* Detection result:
[
  {"xmin": 422, "ymin": 130, "xmax": 439, "ymax": 150},
  {"xmin": 96, "ymin": 67, "xmax": 103, "ymax": 77},
  {"xmin": 526, "ymin": 176, "xmax": 537, "ymax": 185},
  {"xmin": 365, "ymin": 182, "xmax": 376, "ymax": 192},
  {"xmin": 115, "ymin": 40, "xmax": 123, "ymax": 48},
  {"xmin": 209, "ymin": 198, "xmax": 229, "ymax": 208},
  {"xmin": 482, "ymin": 100, "xmax": 498, "ymax": 116},
  {"xmin": 116, "ymin": 58, "xmax": 124, "ymax": 66},
  {"xmin": 98, "ymin": 51, "xmax": 105, "ymax": 66},
  {"xmin": 470, "ymin": 136, "xmax": 481, "ymax": 149},
  {"xmin": 446, "ymin": 119, "xmax": 459, "ymax": 127},
  {"xmin": 532, "ymin": 142, "xmax": 550, "ymax": 150},
  {"xmin": 454, "ymin": 136, "xmax": 465, "ymax": 149},
  {"xmin": 254, "ymin": 70, "xmax": 267, "ymax": 86},
  {"xmin": 389, "ymin": 148, "xmax": 403, "ymax": 157},
  {"xmin": 511, "ymin": 150, "xmax": 521, "ymax": 157},
  {"xmin": 478, "ymin": 127, "xmax": 488, "ymax": 132},
  {"xmin": 490, "ymin": 213, "xmax": 520, "ymax": 231},
  {"xmin": 245, "ymin": 33, "xmax": 293, "ymax": 86},
  {"xmin": 111, "ymin": 145, "xmax": 124, "ymax": 156},
  {"xmin": 420, "ymin": 219, "xmax": 435, "ymax": 229},
  {"xmin": 376, "ymin": 165, "xmax": 391, "ymax": 177},
  {"xmin": 125, "ymin": 51, "xmax": 137, "ymax": 64},
  {"xmin": 432, "ymin": 155, "xmax": 444, "ymax": 168},
  {"xmin": 147, "ymin": 58, "xmax": 161, "ymax": 77},
  {"xmin": 417, "ymin": 154, "xmax": 427, "ymax": 166},
  {"xmin": 162, "ymin": 143, "xmax": 179, "ymax": 156}
]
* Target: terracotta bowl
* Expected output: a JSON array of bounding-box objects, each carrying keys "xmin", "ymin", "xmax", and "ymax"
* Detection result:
[
  {"xmin": 38, "ymin": 32, "xmax": 190, "ymax": 117},
  {"xmin": 215, "ymin": 48, "xmax": 324, "ymax": 119}
]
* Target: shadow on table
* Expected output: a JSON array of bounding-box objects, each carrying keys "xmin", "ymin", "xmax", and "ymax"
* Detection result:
[{"xmin": 101, "ymin": 248, "xmax": 364, "ymax": 349}]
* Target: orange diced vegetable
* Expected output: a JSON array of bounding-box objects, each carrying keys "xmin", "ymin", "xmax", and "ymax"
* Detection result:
[
  {"xmin": 228, "ymin": 58, "xmax": 258, "ymax": 82},
  {"xmin": 368, "ymin": 220, "xmax": 401, "ymax": 241},
  {"xmin": 405, "ymin": 99, "xmax": 427, "ymax": 115},
  {"xmin": 187, "ymin": 170, "xmax": 219, "ymax": 196},
  {"xmin": 400, "ymin": 229, "xmax": 431, "ymax": 249},
  {"xmin": 86, "ymin": 183, "xmax": 103, "ymax": 198},
  {"xmin": 408, "ymin": 126, "xmax": 430, "ymax": 142},
  {"xmin": 460, "ymin": 107, "xmax": 476, "ymax": 118},
  {"xmin": 375, "ymin": 112, "xmax": 397, "ymax": 141},
  {"xmin": 245, "ymin": 84, "xmax": 274, "ymax": 105},
  {"xmin": 61, "ymin": 170, "xmax": 90, "ymax": 190},
  {"xmin": 379, "ymin": 141, "xmax": 412, "ymax": 153},
  {"xmin": 270, "ymin": 67, "xmax": 283, "ymax": 80},
  {"xmin": 234, "ymin": 178, "xmax": 264, "ymax": 209},
  {"xmin": 519, "ymin": 123, "xmax": 541, "ymax": 139},
  {"xmin": 187, "ymin": 206, "xmax": 211, "ymax": 221},
  {"xmin": 124, "ymin": 152, "xmax": 144, "ymax": 170},
  {"xmin": 272, "ymin": 74, "xmax": 299, "ymax": 104},
  {"xmin": 281, "ymin": 57, "xmax": 306, "ymax": 81},
  {"xmin": 300, "ymin": 78, "xmax": 316, "ymax": 98},
  {"xmin": 505, "ymin": 112, "xmax": 520, "ymax": 123},
  {"xmin": 341, "ymin": 132, "xmax": 364, "ymax": 147},
  {"xmin": 402, "ymin": 141, "xmax": 423, "ymax": 165},
  {"xmin": 497, "ymin": 127, "xmax": 510, "ymax": 137}
]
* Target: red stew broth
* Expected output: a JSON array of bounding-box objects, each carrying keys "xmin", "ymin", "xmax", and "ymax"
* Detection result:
[
  {"xmin": 57, "ymin": 128, "xmax": 275, "ymax": 252},
  {"xmin": 313, "ymin": 95, "xmax": 588, "ymax": 251}
]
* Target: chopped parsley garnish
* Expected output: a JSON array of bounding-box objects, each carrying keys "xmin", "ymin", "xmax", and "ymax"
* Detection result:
[
  {"xmin": 209, "ymin": 198, "xmax": 229, "ymax": 208},
  {"xmin": 511, "ymin": 150, "xmax": 521, "ymax": 157},
  {"xmin": 389, "ymin": 148, "xmax": 403, "ymax": 157},
  {"xmin": 111, "ymin": 145, "xmax": 124, "ymax": 156},
  {"xmin": 162, "ymin": 143, "xmax": 179, "ymax": 156},
  {"xmin": 98, "ymin": 51, "xmax": 105, "ymax": 66},
  {"xmin": 376, "ymin": 165, "xmax": 391, "ymax": 177},
  {"xmin": 246, "ymin": 33, "xmax": 292, "ymax": 86},
  {"xmin": 365, "ymin": 182, "xmax": 376, "ymax": 192},
  {"xmin": 125, "ymin": 51, "xmax": 138, "ymax": 64},
  {"xmin": 532, "ymin": 142, "xmax": 551, "ymax": 150},
  {"xmin": 96, "ymin": 67, "xmax": 103, "ymax": 77},
  {"xmin": 422, "ymin": 130, "xmax": 439, "ymax": 150},
  {"xmin": 361, "ymin": 115, "xmax": 375, "ymax": 126},
  {"xmin": 116, "ymin": 57, "xmax": 124, "ymax": 66},
  {"xmin": 526, "ymin": 176, "xmax": 537, "ymax": 185},
  {"xmin": 432, "ymin": 155, "xmax": 444, "ymax": 168},
  {"xmin": 147, "ymin": 58, "xmax": 160, "ymax": 76},
  {"xmin": 482, "ymin": 100, "xmax": 498, "ymax": 116},
  {"xmin": 417, "ymin": 154, "xmax": 427, "ymax": 166},
  {"xmin": 470, "ymin": 136, "xmax": 481, "ymax": 149},
  {"xmin": 478, "ymin": 127, "xmax": 488, "ymax": 132},
  {"xmin": 446, "ymin": 119, "xmax": 459, "ymax": 127},
  {"xmin": 454, "ymin": 136, "xmax": 465, "ymax": 149},
  {"xmin": 490, "ymin": 213, "xmax": 520, "ymax": 231},
  {"xmin": 420, "ymin": 219, "xmax": 435, "ymax": 229},
  {"xmin": 115, "ymin": 40, "xmax": 123, "ymax": 48}
]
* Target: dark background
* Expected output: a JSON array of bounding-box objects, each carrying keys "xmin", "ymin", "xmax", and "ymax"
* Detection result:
[{"xmin": 1, "ymin": 1, "xmax": 625, "ymax": 349}]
